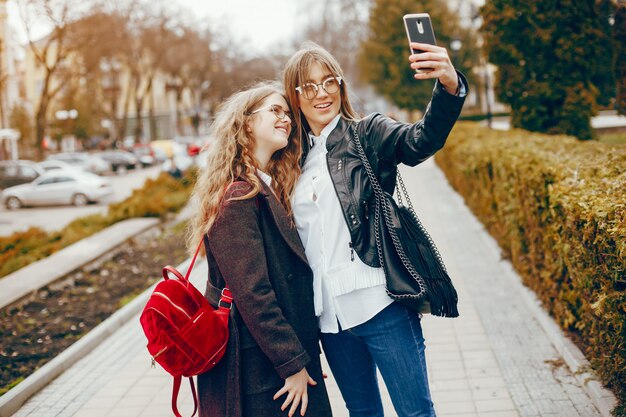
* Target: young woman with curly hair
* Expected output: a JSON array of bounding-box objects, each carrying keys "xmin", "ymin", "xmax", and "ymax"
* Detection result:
[{"xmin": 188, "ymin": 81, "xmax": 332, "ymax": 417}]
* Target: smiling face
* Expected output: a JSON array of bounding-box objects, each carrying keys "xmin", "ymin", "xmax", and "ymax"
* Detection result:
[
  {"xmin": 248, "ymin": 93, "xmax": 292, "ymax": 169},
  {"xmin": 297, "ymin": 61, "xmax": 342, "ymax": 136}
]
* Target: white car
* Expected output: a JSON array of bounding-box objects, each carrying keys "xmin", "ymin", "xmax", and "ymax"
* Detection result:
[
  {"xmin": 37, "ymin": 160, "xmax": 86, "ymax": 173},
  {"xmin": 2, "ymin": 170, "xmax": 114, "ymax": 209},
  {"xmin": 46, "ymin": 152, "xmax": 111, "ymax": 175}
]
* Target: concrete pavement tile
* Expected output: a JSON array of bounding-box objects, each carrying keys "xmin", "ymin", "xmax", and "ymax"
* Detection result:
[
  {"xmin": 457, "ymin": 341, "xmax": 492, "ymax": 351},
  {"xmin": 427, "ymin": 335, "xmax": 458, "ymax": 345},
  {"xmin": 437, "ymin": 414, "xmax": 477, "ymax": 417},
  {"xmin": 430, "ymin": 368, "xmax": 467, "ymax": 380},
  {"xmin": 104, "ymin": 406, "xmax": 145, "ymax": 417},
  {"xmin": 428, "ymin": 350, "xmax": 463, "ymax": 362},
  {"xmin": 138, "ymin": 405, "xmax": 176, "ymax": 417},
  {"xmin": 468, "ymin": 376, "xmax": 508, "ymax": 389},
  {"xmin": 461, "ymin": 350, "xmax": 496, "ymax": 360},
  {"xmin": 429, "ymin": 359, "xmax": 465, "ymax": 370},
  {"xmin": 475, "ymin": 398, "xmax": 517, "ymax": 412},
  {"xmin": 148, "ymin": 393, "xmax": 171, "ymax": 405},
  {"xmin": 515, "ymin": 403, "xmax": 541, "ymax": 417},
  {"xmin": 432, "ymin": 389, "xmax": 473, "ymax": 403},
  {"xmin": 431, "ymin": 379, "xmax": 471, "ymax": 392},
  {"xmin": 552, "ymin": 400, "xmax": 582, "ymax": 416},
  {"xmin": 71, "ymin": 409, "xmax": 110, "ymax": 417},
  {"xmin": 124, "ymin": 384, "xmax": 163, "ymax": 398},
  {"xmin": 436, "ymin": 400, "xmax": 477, "ymax": 415},
  {"xmin": 575, "ymin": 403, "xmax": 605, "ymax": 416},
  {"xmin": 113, "ymin": 395, "xmax": 153, "ymax": 410},
  {"xmin": 470, "ymin": 387, "xmax": 512, "ymax": 401},
  {"xmin": 463, "ymin": 357, "xmax": 500, "ymax": 370},
  {"xmin": 477, "ymin": 411, "xmax": 521, "ymax": 417},
  {"xmin": 465, "ymin": 366, "xmax": 502, "ymax": 379},
  {"xmin": 74, "ymin": 396, "xmax": 117, "ymax": 410},
  {"xmin": 424, "ymin": 342, "xmax": 462, "ymax": 352}
]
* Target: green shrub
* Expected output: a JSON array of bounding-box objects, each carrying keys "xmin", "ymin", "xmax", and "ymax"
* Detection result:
[
  {"xmin": 436, "ymin": 122, "xmax": 626, "ymax": 414},
  {"xmin": 0, "ymin": 171, "xmax": 194, "ymax": 278}
]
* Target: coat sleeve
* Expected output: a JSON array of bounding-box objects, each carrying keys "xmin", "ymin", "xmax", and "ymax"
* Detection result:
[
  {"xmin": 208, "ymin": 185, "xmax": 310, "ymax": 379},
  {"xmin": 362, "ymin": 71, "xmax": 468, "ymax": 167}
]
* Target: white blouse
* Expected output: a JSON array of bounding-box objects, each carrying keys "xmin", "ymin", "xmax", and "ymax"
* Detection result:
[{"xmin": 292, "ymin": 114, "xmax": 392, "ymax": 334}]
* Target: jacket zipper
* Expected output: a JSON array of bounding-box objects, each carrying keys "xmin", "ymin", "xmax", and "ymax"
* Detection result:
[
  {"xmin": 326, "ymin": 155, "xmax": 360, "ymax": 229},
  {"xmin": 349, "ymin": 242, "xmax": 355, "ymax": 261}
]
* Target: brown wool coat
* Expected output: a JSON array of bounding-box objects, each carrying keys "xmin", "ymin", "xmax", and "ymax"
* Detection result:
[{"xmin": 197, "ymin": 181, "xmax": 332, "ymax": 417}]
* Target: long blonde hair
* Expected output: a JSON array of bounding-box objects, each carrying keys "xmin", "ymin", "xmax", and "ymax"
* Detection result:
[
  {"xmin": 283, "ymin": 41, "xmax": 360, "ymax": 147},
  {"xmin": 187, "ymin": 81, "xmax": 301, "ymax": 255}
]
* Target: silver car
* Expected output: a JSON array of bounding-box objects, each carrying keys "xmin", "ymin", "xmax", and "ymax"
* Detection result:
[
  {"xmin": 2, "ymin": 170, "xmax": 114, "ymax": 209},
  {"xmin": 37, "ymin": 160, "xmax": 86, "ymax": 173},
  {"xmin": 46, "ymin": 152, "xmax": 111, "ymax": 174}
]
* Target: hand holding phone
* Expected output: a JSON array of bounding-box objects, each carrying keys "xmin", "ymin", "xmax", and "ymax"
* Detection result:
[
  {"xmin": 403, "ymin": 13, "xmax": 459, "ymax": 93},
  {"xmin": 403, "ymin": 13, "xmax": 437, "ymax": 73}
]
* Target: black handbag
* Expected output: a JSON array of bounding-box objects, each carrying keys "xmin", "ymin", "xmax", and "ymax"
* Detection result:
[{"xmin": 351, "ymin": 124, "xmax": 459, "ymax": 317}]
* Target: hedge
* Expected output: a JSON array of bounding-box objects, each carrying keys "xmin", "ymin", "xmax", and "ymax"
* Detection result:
[
  {"xmin": 436, "ymin": 122, "xmax": 626, "ymax": 415},
  {"xmin": 0, "ymin": 171, "xmax": 194, "ymax": 279}
]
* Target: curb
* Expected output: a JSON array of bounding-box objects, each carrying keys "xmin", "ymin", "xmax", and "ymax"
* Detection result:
[
  {"xmin": 0, "ymin": 251, "xmax": 195, "ymax": 417},
  {"xmin": 0, "ymin": 218, "xmax": 160, "ymax": 310},
  {"xmin": 478, "ymin": 228, "xmax": 618, "ymax": 417}
]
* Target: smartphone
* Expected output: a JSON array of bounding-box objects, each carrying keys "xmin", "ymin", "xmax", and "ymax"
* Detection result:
[{"xmin": 403, "ymin": 13, "xmax": 437, "ymax": 73}]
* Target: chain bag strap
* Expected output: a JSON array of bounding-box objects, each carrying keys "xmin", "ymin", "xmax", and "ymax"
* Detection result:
[{"xmin": 351, "ymin": 123, "xmax": 458, "ymax": 317}]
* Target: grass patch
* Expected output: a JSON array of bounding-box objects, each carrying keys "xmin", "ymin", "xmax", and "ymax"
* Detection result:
[{"xmin": 0, "ymin": 170, "xmax": 195, "ymax": 279}]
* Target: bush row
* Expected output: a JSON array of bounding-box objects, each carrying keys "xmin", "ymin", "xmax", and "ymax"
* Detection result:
[
  {"xmin": 0, "ymin": 171, "xmax": 194, "ymax": 279},
  {"xmin": 436, "ymin": 122, "xmax": 626, "ymax": 414}
]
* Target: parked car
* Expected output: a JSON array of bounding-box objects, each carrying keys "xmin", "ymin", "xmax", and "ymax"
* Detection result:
[
  {"xmin": 47, "ymin": 152, "xmax": 111, "ymax": 175},
  {"xmin": 2, "ymin": 170, "xmax": 113, "ymax": 209},
  {"xmin": 154, "ymin": 140, "xmax": 194, "ymax": 173},
  {"xmin": 173, "ymin": 136, "xmax": 202, "ymax": 156},
  {"xmin": 131, "ymin": 144, "xmax": 157, "ymax": 167},
  {"xmin": 0, "ymin": 160, "xmax": 45, "ymax": 190},
  {"xmin": 96, "ymin": 150, "xmax": 138, "ymax": 173},
  {"xmin": 37, "ymin": 160, "xmax": 85, "ymax": 173}
]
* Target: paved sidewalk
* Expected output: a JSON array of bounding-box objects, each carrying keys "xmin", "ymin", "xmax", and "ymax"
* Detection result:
[{"xmin": 9, "ymin": 159, "xmax": 614, "ymax": 417}]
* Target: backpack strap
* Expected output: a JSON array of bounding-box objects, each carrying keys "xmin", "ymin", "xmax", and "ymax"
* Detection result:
[
  {"xmin": 184, "ymin": 241, "xmax": 204, "ymax": 281},
  {"xmin": 172, "ymin": 376, "xmax": 198, "ymax": 417}
]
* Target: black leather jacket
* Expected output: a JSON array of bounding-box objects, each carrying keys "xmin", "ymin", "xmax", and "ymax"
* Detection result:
[{"xmin": 300, "ymin": 75, "xmax": 467, "ymax": 267}]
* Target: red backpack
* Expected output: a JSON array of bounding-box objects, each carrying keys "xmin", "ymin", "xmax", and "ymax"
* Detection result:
[{"xmin": 140, "ymin": 241, "xmax": 232, "ymax": 417}]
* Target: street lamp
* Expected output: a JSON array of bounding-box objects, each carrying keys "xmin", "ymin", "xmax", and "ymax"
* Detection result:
[{"xmin": 471, "ymin": 8, "xmax": 494, "ymax": 128}]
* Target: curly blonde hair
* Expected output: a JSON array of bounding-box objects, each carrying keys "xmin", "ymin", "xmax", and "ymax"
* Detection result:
[{"xmin": 187, "ymin": 81, "xmax": 301, "ymax": 255}]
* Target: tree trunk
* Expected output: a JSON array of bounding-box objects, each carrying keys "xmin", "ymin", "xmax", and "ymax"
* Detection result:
[
  {"xmin": 149, "ymin": 85, "xmax": 156, "ymax": 141},
  {"xmin": 176, "ymin": 88, "xmax": 183, "ymax": 137},
  {"xmin": 135, "ymin": 95, "xmax": 143, "ymax": 144},
  {"xmin": 117, "ymin": 78, "xmax": 133, "ymax": 146}
]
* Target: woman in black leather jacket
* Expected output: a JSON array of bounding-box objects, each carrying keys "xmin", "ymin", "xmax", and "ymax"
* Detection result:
[{"xmin": 282, "ymin": 41, "xmax": 467, "ymax": 417}]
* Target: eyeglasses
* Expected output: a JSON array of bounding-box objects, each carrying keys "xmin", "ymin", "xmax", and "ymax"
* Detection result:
[
  {"xmin": 296, "ymin": 76, "xmax": 343, "ymax": 100},
  {"xmin": 248, "ymin": 104, "xmax": 292, "ymax": 120}
]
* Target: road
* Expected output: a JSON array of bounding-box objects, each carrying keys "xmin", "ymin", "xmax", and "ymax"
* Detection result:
[{"xmin": 0, "ymin": 166, "xmax": 161, "ymax": 237}]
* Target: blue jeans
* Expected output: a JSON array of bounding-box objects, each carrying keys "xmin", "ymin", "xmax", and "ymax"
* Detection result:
[{"xmin": 320, "ymin": 302, "xmax": 436, "ymax": 417}]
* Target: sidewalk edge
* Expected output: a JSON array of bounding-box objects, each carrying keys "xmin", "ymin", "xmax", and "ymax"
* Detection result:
[
  {"xmin": 0, "ymin": 255, "xmax": 194, "ymax": 417},
  {"xmin": 478, "ymin": 229, "xmax": 618, "ymax": 417},
  {"xmin": 0, "ymin": 218, "xmax": 160, "ymax": 310}
]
